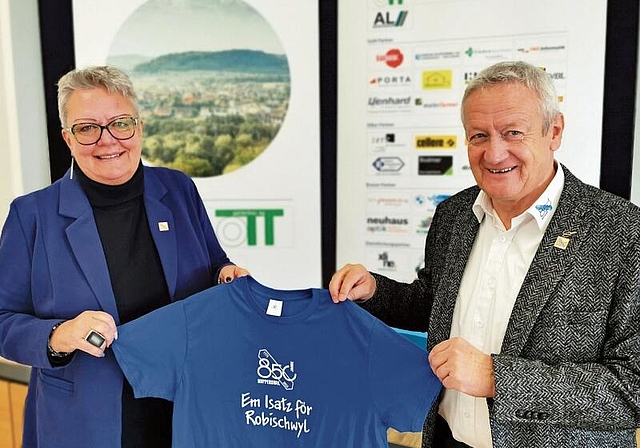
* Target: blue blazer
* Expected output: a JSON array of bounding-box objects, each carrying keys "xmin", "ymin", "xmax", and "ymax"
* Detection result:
[{"xmin": 0, "ymin": 166, "xmax": 231, "ymax": 448}]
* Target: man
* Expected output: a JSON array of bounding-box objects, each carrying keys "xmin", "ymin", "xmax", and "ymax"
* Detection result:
[{"xmin": 330, "ymin": 61, "xmax": 640, "ymax": 447}]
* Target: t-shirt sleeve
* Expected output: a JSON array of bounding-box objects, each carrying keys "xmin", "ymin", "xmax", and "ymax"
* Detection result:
[
  {"xmin": 368, "ymin": 318, "xmax": 442, "ymax": 432},
  {"xmin": 111, "ymin": 299, "xmax": 188, "ymax": 401}
]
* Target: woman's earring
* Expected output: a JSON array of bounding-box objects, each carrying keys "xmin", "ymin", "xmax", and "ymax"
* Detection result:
[{"xmin": 70, "ymin": 156, "xmax": 75, "ymax": 180}]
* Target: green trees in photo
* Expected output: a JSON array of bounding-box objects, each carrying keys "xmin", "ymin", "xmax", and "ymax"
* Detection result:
[{"xmin": 141, "ymin": 115, "xmax": 278, "ymax": 177}]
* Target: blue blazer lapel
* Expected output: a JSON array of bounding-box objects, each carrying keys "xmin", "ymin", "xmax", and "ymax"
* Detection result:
[
  {"xmin": 143, "ymin": 168, "xmax": 178, "ymax": 299},
  {"xmin": 501, "ymin": 169, "xmax": 588, "ymax": 356},
  {"xmin": 59, "ymin": 176, "xmax": 120, "ymax": 321}
]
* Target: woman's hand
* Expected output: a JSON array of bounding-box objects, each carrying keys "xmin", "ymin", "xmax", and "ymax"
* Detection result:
[
  {"xmin": 218, "ymin": 264, "xmax": 250, "ymax": 284},
  {"xmin": 49, "ymin": 310, "xmax": 118, "ymax": 358}
]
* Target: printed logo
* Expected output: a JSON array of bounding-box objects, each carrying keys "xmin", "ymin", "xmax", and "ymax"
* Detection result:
[
  {"xmin": 413, "ymin": 193, "xmax": 450, "ymax": 209},
  {"xmin": 369, "ymin": 74, "xmax": 413, "ymax": 87},
  {"xmin": 418, "ymin": 156, "xmax": 453, "ymax": 175},
  {"xmin": 243, "ymin": 350, "xmax": 312, "ymax": 438},
  {"xmin": 367, "ymin": 195, "xmax": 410, "ymax": 209},
  {"xmin": 464, "ymin": 45, "xmax": 511, "ymax": 59},
  {"xmin": 414, "ymin": 50, "xmax": 460, "ymax": 62},
  {"xmin": 516, "ymin": 44, "xmax": 566, "ymax": 54},
  {"xmin": 414, "ymin": 99, "xmax": 459, "ymax": 110},
  {"xmin": 421, "ymin": 70, "xmax": 453, "ymax": 90},
  {"xmin": 371, "ymin": 133, "xmax": 396, "ymax": 145},
  {"xmin": 215, "ymin": 209, "xmax": 284, "ymax": 247},
  {"xmin": 372, "ymin": 10, "xmax": 408, "ymax": 28},
  {"xmin": 546, "ymin": 71, "xmax": 565, "ymax": 80},
  {"xmin": 378, "ymin": 251, "xmax": 396, "ymax": 269},
  {"xmin": 415, "ymin": 135, "xmax": 457, "ymax": 149},
  {"xmin": 368, "ymin": 95, "xmax": 412, "ymax": 110},
  {"xmin": 535, "ymin": 199, "xmax": 553, "ymax": 219},
  {"xmin": 367, "ymin": 216, "xmax": 407, "ymax": 225},
  {"xmin": 428, "ymin": 194, "xmax": 450, "ymax": 206},
  {"xmin": 366, "ymin": 215, "xmax": 410, "ymax": 234},
  {"xmin": 416, "ymin": 216, "xmax": 433, "ymax": 234},
  {"xmin": 369, "ymin": 132, "xmax": 410, "ymax": 152},
  {"xmin": 256, "ymin": 349, "xmax": 297, "ymax": 390},
  {"xmin": 372, "ymin": 156, "xmax": 405, "ymax": 172},
  {"xmin": 463, "ymin": 71, "xmax": 478, "ymax": 84},
  {"xmin": 375, "ymin": 48, "xmax": 404, "ymax": 68}
]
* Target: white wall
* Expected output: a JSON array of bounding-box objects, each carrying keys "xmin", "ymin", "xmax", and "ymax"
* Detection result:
[{"xmin": 0, "ymin": 0, "xmax": 50, "ymax": 227}]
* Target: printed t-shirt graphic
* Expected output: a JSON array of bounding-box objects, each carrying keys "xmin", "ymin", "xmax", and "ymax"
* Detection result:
[{"xmin": 112, "ymin": 276, "xmax": 441, "ymax": 447}]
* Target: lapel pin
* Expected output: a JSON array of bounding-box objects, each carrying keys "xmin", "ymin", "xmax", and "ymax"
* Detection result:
[
  {"xmin": 554, "ymin": 230, "xmax": 576, "ymax": 250},
  {"xmin": 158, "ymin": 221, "xmax": 170, "ymax": 232}
]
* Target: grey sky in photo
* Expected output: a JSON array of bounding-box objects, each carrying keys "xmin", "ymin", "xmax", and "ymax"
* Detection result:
[{"xmin": 108, "ymin": 0, "xmax": 285, "ymax": 59}]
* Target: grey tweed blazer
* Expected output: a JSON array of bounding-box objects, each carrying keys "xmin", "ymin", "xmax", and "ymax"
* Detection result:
[{"xmin": 365, "ymin": 166, "xmax": 640, "ymax": 447}]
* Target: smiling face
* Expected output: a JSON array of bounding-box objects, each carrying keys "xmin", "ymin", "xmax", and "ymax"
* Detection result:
[
  {"xmin": 62, "ymin": 87, "xmax": 143, "ymax": 185},
  {"xmin": 462, "ymin": 82, "xmax": 564, "ymax": 221}
]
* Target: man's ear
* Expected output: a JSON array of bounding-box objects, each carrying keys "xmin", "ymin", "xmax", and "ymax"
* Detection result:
[{"xmin": 549, "ymin": 112, "xmax": 564, "ymax": 152}]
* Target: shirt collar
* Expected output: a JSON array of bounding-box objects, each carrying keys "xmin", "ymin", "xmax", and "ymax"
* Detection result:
[{"xmin": 472, "ymin": 163, "xmax": 565, "ymax": 231}]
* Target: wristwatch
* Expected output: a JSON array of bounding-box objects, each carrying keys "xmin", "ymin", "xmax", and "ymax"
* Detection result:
[{"xmin": 47, "ymin": 321, "xmax": 71, "ymax": 358}]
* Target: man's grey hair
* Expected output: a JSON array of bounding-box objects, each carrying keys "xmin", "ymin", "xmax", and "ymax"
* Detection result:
[
  {"xmin": 57, "ymin": 66, "xmax": 139, "ymax": 128},
  {"xmin": 461, "ymin": 61, "xmax": 560, "ymax": 134}
]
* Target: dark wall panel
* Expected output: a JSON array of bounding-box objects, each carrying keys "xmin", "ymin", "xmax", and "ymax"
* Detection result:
[
  {"xmin": 38, "ymin": 0, "xmax": 75, "ymax": 183},
  {"xmin": 599, "ymin": 0, "xmax": 639, "ymax": 199}
]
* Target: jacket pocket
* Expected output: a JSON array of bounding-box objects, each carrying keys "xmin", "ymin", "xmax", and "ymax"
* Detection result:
[
  {"xmin": 38, "ymin": 369, "xmax": 74, "ymax": 392},
  {"xmin": 564, "ymin": 310, "xmax": 608, "ymax": 360}
]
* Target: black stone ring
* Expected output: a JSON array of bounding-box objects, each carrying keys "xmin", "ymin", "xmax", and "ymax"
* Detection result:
[{"xmin": 85, "ymin": 330, "xmax": 106, "ymax": 348}]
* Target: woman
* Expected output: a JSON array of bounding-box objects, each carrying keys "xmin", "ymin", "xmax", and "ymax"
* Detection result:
[{"xmin": 0, "ymin": 66, "xmax": 248, "ymax": 447}]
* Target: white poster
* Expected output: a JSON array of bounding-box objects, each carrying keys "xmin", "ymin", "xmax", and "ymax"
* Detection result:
[
  {"xmin": 73, "ymin": 0, "xmax": 322, "ymax": 288},
  {"xmin": 338, "ymin": 0, "xmax": 608, "ymax": 282}
]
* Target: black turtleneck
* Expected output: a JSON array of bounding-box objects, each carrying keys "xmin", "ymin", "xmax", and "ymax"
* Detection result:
[{"xmin": 75, "ymin": 163, "xmax": 172, "ymax": 448}]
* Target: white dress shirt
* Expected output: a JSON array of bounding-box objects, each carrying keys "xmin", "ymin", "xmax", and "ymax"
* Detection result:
[{"xmin": 439, "ymin": 165, "xmax": 565, "ymax": 447}]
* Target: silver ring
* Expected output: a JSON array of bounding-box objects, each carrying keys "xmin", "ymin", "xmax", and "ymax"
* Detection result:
[{"xmin": 85, "ymin": 330, "xmax": 106, "ymax": 348}]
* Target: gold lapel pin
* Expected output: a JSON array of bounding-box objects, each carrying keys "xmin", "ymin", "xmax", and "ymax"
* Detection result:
[
  {"xmin": 554, "ymin": 230, "xmax": 577, "ymax": 250},
  {"xmin": 158, "ymin": 221, "xmax": 170, "ymax": 232}
]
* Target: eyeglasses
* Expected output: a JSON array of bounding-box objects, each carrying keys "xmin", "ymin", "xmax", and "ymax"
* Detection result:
[{"xmin": 68, "ymin": 116, "xmax": 139, "ymax": 146}]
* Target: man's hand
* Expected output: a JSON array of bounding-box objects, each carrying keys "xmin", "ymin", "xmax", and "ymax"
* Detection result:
[
  {"xmin": 328, "ymin": 263, "xmax": 376, "ymax": 303},
  {"xmin": 428, "ymin": 337, "xmax": 496, "ymax": 397}
]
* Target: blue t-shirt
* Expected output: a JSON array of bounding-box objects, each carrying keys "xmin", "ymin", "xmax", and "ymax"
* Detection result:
[{"xmin": 112, "ymin": 276, "xmax": 441, "ymax": 447}]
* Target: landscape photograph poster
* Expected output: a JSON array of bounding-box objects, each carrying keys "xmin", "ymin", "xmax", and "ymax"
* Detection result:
[{"xmin": 73, "ymin": 0, "xmax": 322, "ymax": 288}]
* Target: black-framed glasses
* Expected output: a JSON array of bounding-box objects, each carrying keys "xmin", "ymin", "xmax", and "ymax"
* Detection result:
[{"xmin": 68, "ymin": 116, "xmax": 139, "ymax": 145}]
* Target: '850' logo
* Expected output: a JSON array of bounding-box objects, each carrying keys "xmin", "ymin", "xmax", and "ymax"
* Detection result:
[{"xmin": 256, "ymin": 349, "xmax": 297, "ymax": 390}]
